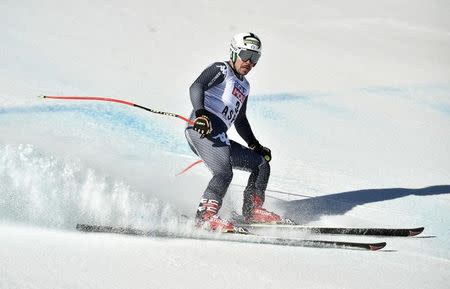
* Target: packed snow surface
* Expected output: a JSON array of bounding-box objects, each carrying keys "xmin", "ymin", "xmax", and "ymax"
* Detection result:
[{"xmin": 1, "ymin": 1, "xmax": 449, "ymax": 288}]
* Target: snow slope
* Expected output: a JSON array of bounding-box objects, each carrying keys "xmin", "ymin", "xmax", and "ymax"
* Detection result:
[{"xmin": 1, "ymin": 0, "xmax": 450, "ymax": 288}]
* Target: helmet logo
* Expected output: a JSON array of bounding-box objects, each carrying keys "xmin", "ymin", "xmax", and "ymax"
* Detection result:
[{"xmin": 244, "ymin": 38, "xmax": 260, "ymax": 50}]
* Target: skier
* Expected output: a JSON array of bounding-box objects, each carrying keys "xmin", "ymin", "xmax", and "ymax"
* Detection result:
[{"xmin": 185, "ymin": 32, "xmax": 282, "ymax": 232}]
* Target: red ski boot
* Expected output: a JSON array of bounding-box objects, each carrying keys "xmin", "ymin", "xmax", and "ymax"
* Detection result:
[
  {"xmin": 195, "ymin": 199, "xmax": 235, "ymax": 232},
  {"xmin": 244, "ymin": 195, "xmax": 282, "ymax": 224}
]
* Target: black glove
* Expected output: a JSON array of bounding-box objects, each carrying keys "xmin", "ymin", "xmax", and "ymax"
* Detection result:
[
  {"xmin": 249, "ymin": 141, "xmax": 272, "ymax": 162},
  {"xmin": 193, "ymin": 109, "xmax": 212, "ymax": 138}
]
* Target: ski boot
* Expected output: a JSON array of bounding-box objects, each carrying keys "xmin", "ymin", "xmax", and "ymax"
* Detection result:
[
  {"xmin": 195, "ymin": 198, "xmax": 235, "ymax": 233},
  {"xmin": 244, "ymin": 195, "xmax": 282, "ymax": 224}
]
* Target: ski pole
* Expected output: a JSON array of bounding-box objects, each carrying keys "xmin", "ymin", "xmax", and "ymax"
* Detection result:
[
  {"xmin": 175, "ymin": 159, "xmax": 204, "ymax": 176},
  {"xmin": 39, "ymin": 95, "xmax": 194, "ymax": 125}
]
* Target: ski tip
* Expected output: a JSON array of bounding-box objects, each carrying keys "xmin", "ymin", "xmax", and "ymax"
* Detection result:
[
  {"xmin": 408, "ymin": 227, "xmax": 425, "ymax": 237},
  {"xmin": 38, "ymin": 95, "xmax": 46, "ymax": 99},
  {"xmin": 369, "ymin": 242, "xmax": 387, "ymax": 251}
]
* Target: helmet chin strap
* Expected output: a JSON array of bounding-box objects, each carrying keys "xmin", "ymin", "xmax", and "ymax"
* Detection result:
[
  {"xmin": 230, "ymin": 51, "xmax": 237, "ymax": 64},
  {"xmin": 228, "ymin": 50, "xmax": 237, "ymax": 69}
]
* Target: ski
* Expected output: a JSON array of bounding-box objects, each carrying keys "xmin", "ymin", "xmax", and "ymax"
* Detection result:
[
  {"xmin": 234, "ymin": 222, "xmax": 424, "ymax": 237},
  {"xmin": 76, "ymin": 224, "xmax": 386, "ymax": 251}
]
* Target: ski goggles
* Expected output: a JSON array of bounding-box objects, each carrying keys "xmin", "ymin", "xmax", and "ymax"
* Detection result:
[{"xmin": 238, "ymin": 49, "xmax": 261, "ymax": 64}]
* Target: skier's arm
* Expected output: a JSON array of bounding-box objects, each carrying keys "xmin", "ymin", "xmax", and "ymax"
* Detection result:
[
  {"xmin": 234, "ymin": 98, "xmax": 258, "ymax": 146},
  {"xmin": 190, "ymin": 62, "xmax": 225, "ymax": 117},
  {"xmin": 235, "ymin": 99, "xmax": 272, "ymax": 161}
]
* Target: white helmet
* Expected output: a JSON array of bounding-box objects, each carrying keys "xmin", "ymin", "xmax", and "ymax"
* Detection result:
[{"xmin": 230, "ymin": 32, "xmax": 262, "ymax": 64}]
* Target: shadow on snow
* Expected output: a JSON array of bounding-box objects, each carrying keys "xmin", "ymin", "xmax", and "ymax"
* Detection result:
[{"xmin": 277, "ymin": 185, "xmax": 450, "ymax": 224}]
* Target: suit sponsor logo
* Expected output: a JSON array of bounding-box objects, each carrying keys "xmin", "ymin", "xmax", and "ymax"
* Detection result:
[
  {"xmin": 216, "ymin": 64, "xmax": 227, "ymax": 75},
  {"xmin": 232, "ymin": 81, "xmax": 246, "ymax": 102},
  {"xmin": 212, "ymin": 132, "xmax": 230, "ymax": 145}
]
